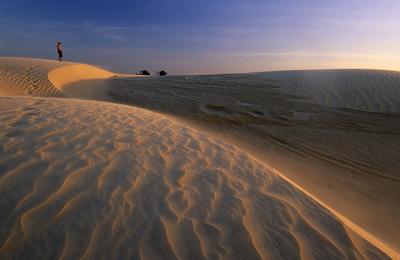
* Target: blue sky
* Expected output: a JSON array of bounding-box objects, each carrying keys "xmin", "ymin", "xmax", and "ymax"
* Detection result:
[{"xmin": 1, "ymin": 0, "xmax": 400, "ymax": 74}]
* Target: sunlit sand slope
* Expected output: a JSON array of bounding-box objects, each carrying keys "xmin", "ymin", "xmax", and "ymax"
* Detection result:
[
  {"xmin": 0, "ymin": 57, "xmax": 115, "ymax": 99},
  {"xmin": 0, "ymin": 96, "xmax": 389, "ymax": 259},
  {"xmin": 0, "ymin": 57, "xmax": 71, "ymax": 96},
  {"xmin": 109, "ymin": 73, "xmax": 400, "ymax": 257},
  {"xmin": 48, "ymin": 63, "xmax": 115, "ymax": 100},
  {"xmin": 48, "ymin": 63, "xmax": 113, "ymax": 88},
  {"xmin": 266, "ymin": 69, "xmax": 400, "ymax": 113}
]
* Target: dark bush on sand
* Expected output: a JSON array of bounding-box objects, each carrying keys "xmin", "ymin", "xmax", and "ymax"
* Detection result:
[
  {"xmin": 159, "ymin": 70, "xmax": 168, "ymax": 76},
  {"xmin": 139, "ymin": 70, "xmax": 150, "ymax": 75}
]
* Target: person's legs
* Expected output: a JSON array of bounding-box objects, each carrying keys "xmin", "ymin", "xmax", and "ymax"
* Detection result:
[{"xmin": 58, "ymin": 50, "xmax": 63, "ymax": 61}]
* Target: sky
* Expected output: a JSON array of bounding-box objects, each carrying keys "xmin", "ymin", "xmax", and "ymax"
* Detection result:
[{"xmin": 1, "ymin": 0, "xmax": 400, "ymax": 74}]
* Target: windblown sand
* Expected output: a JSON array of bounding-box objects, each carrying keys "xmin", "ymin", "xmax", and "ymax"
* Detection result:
[
  {"xmin": 0, "ymin": 57, "xmax": 398, "ymax": 259},
  {"xmin": 266, "ymin": 70, "xmax": 400, "ymax": 113},
  {"xmin": 0, "ymin": 57, "xmax": 72, "ymax": 97},
  {"xmin": 0, "ymin": 96, "xmax": 389, "ymax": 259},
  {"xmin": 108, "ymin": 71, "xmax": 400, "ymax": 258}
]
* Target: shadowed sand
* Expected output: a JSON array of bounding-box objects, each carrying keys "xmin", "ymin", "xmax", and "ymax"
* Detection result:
[
  {"xmin": 0, "ymin": 57, "xmax": 398, "ymax": 259},
  {"xmin": 48, "ymin": 63, "xmax": 115, "ymax": 100},
  {"xmin": 0, "ymin": 57, "xmax": 139, "ymax": 100},
  {"xmin": 0, "ymin": 57, "xmax": 72, "ymax": 97},
  {"xmin": 266, "ymin": 70, "xmax": 400, "ymax": 113},
  {"xmin": 107, "ymin": 71, "xmax": 400, "ymax": 258},
  {"xmin": 0, "ymin": 97, "xmax": 389, "ymax": 259}
]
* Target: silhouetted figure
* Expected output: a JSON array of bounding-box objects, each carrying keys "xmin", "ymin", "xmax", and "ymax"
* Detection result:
[
  {"xmin": 57, "ymin": 41, "xmax": 63, "ymax": 61},
  {"xmin": 159, "ymin": 70, "xmax": 167, "ymax": 76}
]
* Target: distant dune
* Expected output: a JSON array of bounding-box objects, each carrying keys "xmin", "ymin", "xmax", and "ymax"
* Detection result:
[
  {"xmin": 265, "ymin": 69, "xmax": 400, "ymax": 113},
  {"xmin": 107, "ymin": 67, "xmax": 400, "ymax": 258},
  {"xmin": 0, "ymin": 57, "xmax": 398, "ymax": 259}
]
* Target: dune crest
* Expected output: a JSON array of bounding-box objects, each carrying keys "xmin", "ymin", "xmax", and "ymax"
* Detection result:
[
  {"xmin": 0, "ymin": 57, "xmax": 71, "ymax": 96},
  {"xmin": 108, "ymin": 71, "xmax": 400, "ymax": 257},
  {"xmin": 48, "ymin": 64, "xmax": 115, "ymax": 100},
  {"xmin": 0, "ymin": 57, "xmax": 398, "ymax": 259},
  {"xmin": 0, "ymin": 57, "xmax": 117, "ymax": 100},
  {"xmin": 266, "ymin": 69, "xmax": 400, "ymax": 113},
  {"xmin": 0, "ymin": 96, "xmax": 390, "ymax": 259}
]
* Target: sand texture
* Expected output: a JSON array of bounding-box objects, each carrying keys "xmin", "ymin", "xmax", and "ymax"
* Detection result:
[
  {"xmin": 0, "ymin": 58, "xmax": 398, "ymax": 259},
  {"xmin": 48, "ymin": 63, "xmax": 115, "ymax": 100},
  {"xmin": 0, "ymin": 57, "xmax": 71, "ymax": 97},
  {"xmin": 108, "ymin": 73, "xmax": 400, "ymax": 258},
  {"xmin": 266, "ymin": 70, "xmax": 400, "ymax": 113},
  {"xmin": 0, "ymin": 57, "xmax": 120, "ymax": 100},
  {"xmin": 0, "ymin": 97, "xmax": 390, "ymax": 259}
]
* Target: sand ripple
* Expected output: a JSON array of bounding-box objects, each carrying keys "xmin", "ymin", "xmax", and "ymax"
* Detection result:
[
  {"xmin": 0, "ymin": 57, "xmax": 116, "ymax": 100},
  {"xmin": 0, "ymin": 57, "xmax": 71, "ymax": 96},
  {"xmin": 0, "ymin": 97, "xmax": 389, "ymax": 259},
  {"xmin": 267, "ymin": 69, "xmax": 400, "ymax": 113}
]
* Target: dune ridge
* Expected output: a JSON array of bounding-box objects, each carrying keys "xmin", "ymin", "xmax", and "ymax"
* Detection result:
[
  {"xmin": 265, "ymin": 69, "xmax": 400, "ymax": 113},
  {"xmin": 269, "ymin": 167, "xmax": 398, "ymax": 259},
  {"xmin": 0, "ymin": 57, "xmax": 397, "ymax": 259},
  {"xmin": 0, "ymin": 96, "xmax": 390, "ymax": 259},
  {"xmin": 0, "ymin": 57, "xmax": 117, "ymax": 100},
  {"xmin": 48, "ymin": 63, "xmax": 115, "ymax": 100},
  {"xmin": 107, "ymin": 70, "xmax": 400, "ymax": 257},
  {"xmin": 47, "ymin": 63, "xmax": 114, "ymax": 89},
  {"xmin": 0, "ymin": 57, "xmax": 72, "ymax": 96}
]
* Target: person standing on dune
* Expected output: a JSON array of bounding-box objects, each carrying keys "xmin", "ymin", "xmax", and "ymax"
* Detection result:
[{"xmin": 57, "ymin": 41, "xmax": 63, "ymax": 61}]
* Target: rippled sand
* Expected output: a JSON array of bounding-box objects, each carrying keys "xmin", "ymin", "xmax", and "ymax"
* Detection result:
[
  {"xmin": 0, "ymin": 57, "xmax": 398, "ymax": 259},
  {"xmin": 264, "ymin": 70, "xmax": 400, "ymax": 113},
  {"xmin": 0, "ymin": 57, "xmax": 70, "ymax": 96},
  {"xmin": 0, "ymin": 97, "xmax": 389, "ymax": 259},
  {"xmin": 108, "ymin": 71, "xmax": 400, "ymax": 257}
]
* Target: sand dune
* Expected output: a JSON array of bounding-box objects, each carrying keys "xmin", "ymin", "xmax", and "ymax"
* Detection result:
[
  {"xmin": 0, "ymin": 57, "xmax": 70, "ymax": 96},
  {"xmin": 48, "ymin": 63, "xmax": 115, "ymax": 100},
  {"xmin": 108, "ymin": 72, "xmax": 400, "ymax": 258},
  {"xmin": 0, "ymin": 57, "xmax": 118, "ymax": 100},
  {"xmin": 266, "ymin": 69, "xmax": 400, "ymax": 113},
  {"xmin": 0, "ymin": 96, "xmax": 390, "ymax": 259},
  {"xmin": 0, "ymin": 57, "xmax": 398, "ymax": 259}
]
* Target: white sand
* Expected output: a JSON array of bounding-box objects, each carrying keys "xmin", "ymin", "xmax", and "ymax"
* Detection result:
[
  {"xmin": 108, "ymin": 70, "xmax": 400, "ymax": 258},
  {"xmin": 0, "ymin": 96, "xmax": 389, "ymax": 259},
  {"xmin": 0, "ymin": 57, "xmax": 72, "ymax": 97},
  {"xmin": 0, "ymin": 57, "xmax": 397, "ymax": 259},
  {"xmin": 48, "ymin": 63, "xmax": 115, "ymax": 100},
  {"xmin": 0, "ymin": 57, "xmax": 131, "ymax": 100},
  {"xmin": 266, "ymin": 69, "xmax": 400, "ymax": 113}
]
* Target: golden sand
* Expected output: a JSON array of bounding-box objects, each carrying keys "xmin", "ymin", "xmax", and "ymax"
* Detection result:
[{"xmin": 0, "ymin": 57, "xmax": 398, "ymax": 259}]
